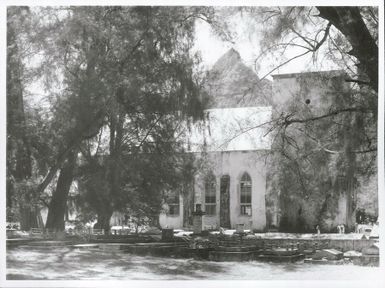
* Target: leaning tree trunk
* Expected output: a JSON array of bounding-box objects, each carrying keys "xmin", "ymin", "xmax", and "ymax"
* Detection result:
[
  {"xmin": 45, "ymin": 151, "xmax": 77, "ymax": 231},
  {"xmin": 316, "ymin": 7, "xmax": 378, "ymax": 92}
]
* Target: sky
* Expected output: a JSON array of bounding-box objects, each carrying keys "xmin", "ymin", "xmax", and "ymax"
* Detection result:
[
  {"xmin": 193, "ymin": 12, "xmax": 341, "ymax": 80},
  {"xmin": 194, "ymin": 17, "xmax": 259, "ymax": 69},
  {"xmin": 22, "ymin": 7, "xmax": 344, "ymax": 105}
]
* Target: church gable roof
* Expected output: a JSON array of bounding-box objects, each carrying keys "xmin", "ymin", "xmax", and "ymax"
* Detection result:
[{"xmin": 205, "ymin": 48, "xmax": 272, "ymax": 108}]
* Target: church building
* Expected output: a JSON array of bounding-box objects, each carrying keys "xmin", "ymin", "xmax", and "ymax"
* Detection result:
[
  {"xmin": 159, "ymin": 49, "xmax": 273, "ymax": 231},
  {"xmin": 157, "ymin": 48, "xmax": 368, "ymax": 232}
]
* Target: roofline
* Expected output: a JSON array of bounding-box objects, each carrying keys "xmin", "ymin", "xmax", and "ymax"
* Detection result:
[
  {"xmin": 271, "ymin": 70, "xmax": 346, "ymax": 79},
  {"xmin": 190, "ymin": 149, "xmax": 271, "ymax": 154},
  {"xmin": 204, "ymin": 106, "xmax": 272, "ymax": 112}
]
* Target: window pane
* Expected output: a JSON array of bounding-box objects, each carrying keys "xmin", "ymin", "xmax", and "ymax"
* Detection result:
[
  {"xmin": 205, "ymin": 174, "xmax": 216, "ymax": 206},
  {"xmin": 167, "ymin": 191, "xmax": 179, "ymax": 204},
  {"xmin": 167, "ymin": 191, "xmax": 179, "ymax": 215},
  {"xmin": 241, "ymin": 173, "xmax": 251, "ymax": 182},
  {"xmin": 240, "ymin": 173, "xmax": 252, "ymax": 215},
  {"xmin": 205, "ymin": 195, "xmax": 215, "ymax": 203},
  {"xmin": 205, "ymin": 204, "xmax": 216, "ymax": 215},
  {"xmin": 241, "ymin": 205, "xmax": 252, "ymax": 216},
  {"xmin": 169, "ymin": 204, "xmax": 179, "ymax": 216}
]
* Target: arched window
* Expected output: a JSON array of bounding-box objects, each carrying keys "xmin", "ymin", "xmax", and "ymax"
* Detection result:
[
  {"xmin": 240, "ymin": 173, "xmax": 252, "ymax": 216},
  {"xmin": 205, "ymin": 173, "xmax": 216, "ymax": 215},
  {"xmin": 167, "ymin": 191, "xmax": 180, "ymax": 216}
]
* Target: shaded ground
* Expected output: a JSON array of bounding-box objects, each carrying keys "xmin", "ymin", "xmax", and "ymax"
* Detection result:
[{"xmin": 7, "ymin": 246, "xmax": 380, "ymax": 280}]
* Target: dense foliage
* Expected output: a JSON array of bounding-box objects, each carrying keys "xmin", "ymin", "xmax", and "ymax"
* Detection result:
[
  {"xmin": 250, "ymin": 7, "xmax": 378, "ymax": 232},
  {"xmin": 7, "ymin": 6, "xmax": 212, "ymax": 231}
]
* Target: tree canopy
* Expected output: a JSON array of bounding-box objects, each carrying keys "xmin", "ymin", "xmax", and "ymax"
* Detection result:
[
  {"xmin": 7, "ymin": 6, "xmax": 213, "ymax": 231},
  {"xmin": 6, "ymin": 5, "xmax": 379, "ymax": 233},
  {"xmin": 247, "ymin": 6, "xmax": 378, "ymax": 231}
]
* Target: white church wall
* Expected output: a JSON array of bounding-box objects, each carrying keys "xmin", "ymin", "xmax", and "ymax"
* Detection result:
[
  {"xmin": 193, "ymin": 150, "xmax": 268, "ymax": 231},
  {"xmin": 159, "ymin": 194, "xmax": 184, "ymax": 229}
]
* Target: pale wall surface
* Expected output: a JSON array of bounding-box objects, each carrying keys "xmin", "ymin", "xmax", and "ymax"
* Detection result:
[
  {"xmin": 188, "ymin": 107, "xmax": 272, "ymax": 153},
  {"xmin": 271, "ymin": 70, "xmax": 346, "ymax": 109},
  {"xmin": 171, "ymin": 150, "xmax": 269, "ymax": 231},
  {"xmin": 159, "ymin": 105, "xmax": 272, "ymax": 230},
  {"xmin": 159, "ymin": 194, "xmax": 184, "ymax": 229},
  {"xmin": 267, "ymin": 71, "xmax": 353, "ymax": 231}
]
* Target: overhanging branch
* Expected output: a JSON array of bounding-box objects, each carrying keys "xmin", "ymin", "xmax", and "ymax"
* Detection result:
[{"xmin": 282, "ymin": 107, "xmax": 372, "ymax": 126}]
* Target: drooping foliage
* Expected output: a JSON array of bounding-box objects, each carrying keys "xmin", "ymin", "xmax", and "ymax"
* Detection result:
[
  {"xmin": 7, "ymin": 6, "xmax": 212, "ymax": 231},
  {"xmin": 6, "ymin": 7, "xmax": 47, "ymax": 230},
  {"xmin": 230, "ymin": 6, "xmax": 379, "ymax": 232},
  {"xmin": 265, "ymin": 73, "xmax": 377, "ymax": 232},
  {"xmin": 71, "ymin": 6, "xmax": 210, "ymax": 232}
]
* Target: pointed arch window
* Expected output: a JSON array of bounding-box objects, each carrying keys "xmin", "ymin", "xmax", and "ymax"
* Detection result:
[
  {"xmin": 240, "ymin": 173, "xmax": 252, "ymax": 216},
  {"xmin": 167, "ymin": 191, "xmax": 180, "ymax": 216},
  {"xmin": 205, "ymin": 173, "xmax": 216, "ymax": 215}
]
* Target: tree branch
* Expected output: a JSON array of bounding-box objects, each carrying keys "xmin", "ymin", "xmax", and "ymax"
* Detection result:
[
  {"xmin": 313, "ymin": 22, "xmax": 332, "ymax": 51},
  {"xmin": 290, "ymin": 27, "xmax": 315, "ymax": 49},
  {"xmin": 316, "ymin": 6, "xmax": 378, "ymax": 92},
  {"xmin": 282, "ymin": 107, "xmax": 372, "ymax": 126},
  {"xmin": 260, "ymin": 50, "xmax": 311, "ymax": 80},
  {"xmin": 344, "ymin": 78, "xmax": 370, "ymax": 85}
]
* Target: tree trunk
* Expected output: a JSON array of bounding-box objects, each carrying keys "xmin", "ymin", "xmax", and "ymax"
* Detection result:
[
  {"xmin": 341, "ymin": 110, "xmax": 360, "ymax": 231},
  {"xmin": 316, "ymin": 7, "xmax": 378, "ymax": 92},
  {"xmin": 183, "ymin": 181, "xmax": 194, "ymax": 228},
  {"xmin": 94, "ymin": 105, "xmax": 125, "ymax": 234},
  {"xmin": 19, "ymin": 206, "xmax": 39, "ymax": 231},
  {"xmin": 45, "ymin": 151, "xmax": 77, "ymax": 231},
  {"xmin": 345, "ymin": 140, "xmax": 357, "ymax": 231}
]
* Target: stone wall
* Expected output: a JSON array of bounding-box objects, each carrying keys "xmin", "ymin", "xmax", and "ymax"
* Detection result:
[{"xmin": 240, "ymin": 237, "xmax": 378, "ymax": 252}]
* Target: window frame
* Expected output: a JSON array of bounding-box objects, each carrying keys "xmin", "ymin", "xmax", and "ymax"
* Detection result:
[
  {"xmin": 240, "ymin": 172, "xmax": 252, "ymax": 216},
  {"xmin": 167, "ymin": 191, "xmax": 180, "ymax": 216},
  {"xmin": 204, "ymin": 173, "xmax": 217, "ymax": 216}
]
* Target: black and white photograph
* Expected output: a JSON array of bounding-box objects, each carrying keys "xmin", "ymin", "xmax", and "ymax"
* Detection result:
[{"xmin": 1, "ymin": 0, "xmax": 384, "ymax": 287}]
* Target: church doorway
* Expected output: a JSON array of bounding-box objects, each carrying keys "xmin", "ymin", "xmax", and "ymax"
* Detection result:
[{"xmin": 220, "ymin": 175, "xmax": 231, "ymax": 228}]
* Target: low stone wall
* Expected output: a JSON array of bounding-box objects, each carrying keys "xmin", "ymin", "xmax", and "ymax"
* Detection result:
[{"xmin": 240, "ymin": 238, "xmax": 377, "ymax": 252}]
